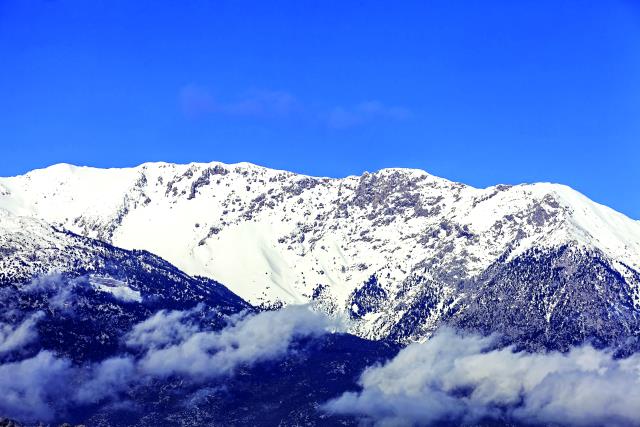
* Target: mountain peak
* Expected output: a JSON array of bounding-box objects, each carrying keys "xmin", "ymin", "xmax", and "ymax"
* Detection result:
[
  {"xmin": 2, "ymin": 162, "xmax": 639, "ymax": 315},
  {"xmin": 2, "ymin": 161, "xmax": 640, "ymax": 348}
]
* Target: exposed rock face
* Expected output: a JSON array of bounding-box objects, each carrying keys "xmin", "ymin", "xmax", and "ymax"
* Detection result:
[{"xmin": 1, "ymin": 162, "xmax": 639, "ymax": 349}]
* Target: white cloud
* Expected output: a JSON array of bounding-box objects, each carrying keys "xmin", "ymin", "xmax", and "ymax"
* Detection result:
[
  {"xmin": 4, "ymin": 305, "xmax": 640, "ymax": 427},
  {"xmin": 0, "ymin": 351, "xmax": 72, "ymax": 421},
  {"xmin": 24, "ymin": 273, "xmax": 78, "ymax": 309},
  {"xmin": 324, "ymin": 328, "xmax": 640, "ymax": 427},
  {"xmin": 0, "ymin": 304, "xmax": 337, "ymax": 422},
  {"xmin": 0, "ymin": 311, "xmax": 43, "ymax": 355},
  {"xmin": 0, "ymin": 352, "xmax": 136, "ymax": 422},
  {"xmin": 74, "ymin": 356, "xmax": 137, "ymax": 404},
  {"xmin": 125, "ymin": 305, "xmax": 202, "ymax": 349},
  {"xmin": 139, "ymin": 305, "xmax": 334, "ymax": 379}
]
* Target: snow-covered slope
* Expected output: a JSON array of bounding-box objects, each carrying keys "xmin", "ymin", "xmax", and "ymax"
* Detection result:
[
  {"xmin": 1, "ymin": 162, "xmax": 640, "ymax": 344},
  {"xmin": 0, "ymin": 207, "xmax": 251, "ymax": 363}
]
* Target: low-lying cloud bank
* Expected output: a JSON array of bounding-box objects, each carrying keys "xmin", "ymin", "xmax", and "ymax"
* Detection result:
[
  {"xmin": 324, "ymin": 328, "xmax": 640, "ymax": 427},
  {"xmin": 136, "ymin": 304, "xmax": 334, "ymax": 378},
  {"xmin": 4, "ymin": 302, "xmax": 640, "ymax": 426},
  {"xmin": 0, "ymin": 305, "xmax": 335, "ymax": 422}
]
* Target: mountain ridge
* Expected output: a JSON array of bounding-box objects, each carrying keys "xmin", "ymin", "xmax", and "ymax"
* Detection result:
[{"xmin": 1, "ymin": 161, "xmax": 639, "ymax": 346}]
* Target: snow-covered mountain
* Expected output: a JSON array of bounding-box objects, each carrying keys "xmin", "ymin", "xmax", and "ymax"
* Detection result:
[
  {"xmin": 0, "ymin": 208, "xmax": 250, "ymax": 361},
  {"xmin": 0, "ymin": 208, "xmax": 395, "ymax": 426},
  {"xmin": 1, "ymin": 161, "xmax": 640, "ymax": 347}
]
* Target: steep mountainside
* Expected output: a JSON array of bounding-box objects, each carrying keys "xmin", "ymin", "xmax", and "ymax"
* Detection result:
[
  {"xmin": 1, "ymin": 162, "xmax": 639, "ymax": 347},
  {"xmin": 0, "ymin": 209, "xmax": 250, "ymax": 361},
  {"xmin": 0, "ymin": 209, "xmax": 398, "ymax": 426}
]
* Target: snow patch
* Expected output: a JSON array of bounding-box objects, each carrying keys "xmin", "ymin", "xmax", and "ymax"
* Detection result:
[{"xmin": 89, "ymin": 276, "xmax": 142, "ymax": 303}]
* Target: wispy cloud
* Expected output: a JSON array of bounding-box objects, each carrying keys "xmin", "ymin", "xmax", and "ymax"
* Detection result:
[
  {"xmin": 325, "ymin": 101, "xmax": 411, "ymax": 129},
  {"xmin": 222, "ymin": 89, "xmax": 300, "ymax": 118},
  {"xmin": 125, "ymin": 305, "xmax": 202, "ymax": 350},
  {"xmin": 24, "ymin": 273, "xmax": 77, "ymax": 310},
  {"xmin": 179, "ymin": 85, "xmax": 411, "ymax": 128},
  {"xmin": 179, "ymin": 85, "xmax": 216, "ymax": 118},
  {"xmin": 179, "ymin": 85, "xmax": 301, "ymax": 119},
  {"xmin": 23, "ymin": 273, "xmax": 143, "ymax": 309},
  {"xmin": 74, "ymin": 356, "xmax": 136, "ymax": 404},
  {"xmin": 324, "ymin": 328, "xmax": 640, "ymax": 426},
  {"xmin": 0, "ymin": 351, "xmax": 137, "ymax": 421},
  {"xmin": 0, "ymin": 312, "xmax": 43, "ymax": 355}
]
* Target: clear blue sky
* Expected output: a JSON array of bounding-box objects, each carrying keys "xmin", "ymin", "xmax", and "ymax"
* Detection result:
[{"xmin": 1, "ymin": 0, "xmax": 639, "ymax": 218}]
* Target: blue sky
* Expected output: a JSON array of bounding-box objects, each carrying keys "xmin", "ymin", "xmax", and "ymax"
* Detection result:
[{"xmin": 1, "ymin": 0, "xmax": 639, "ymax": 218}]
